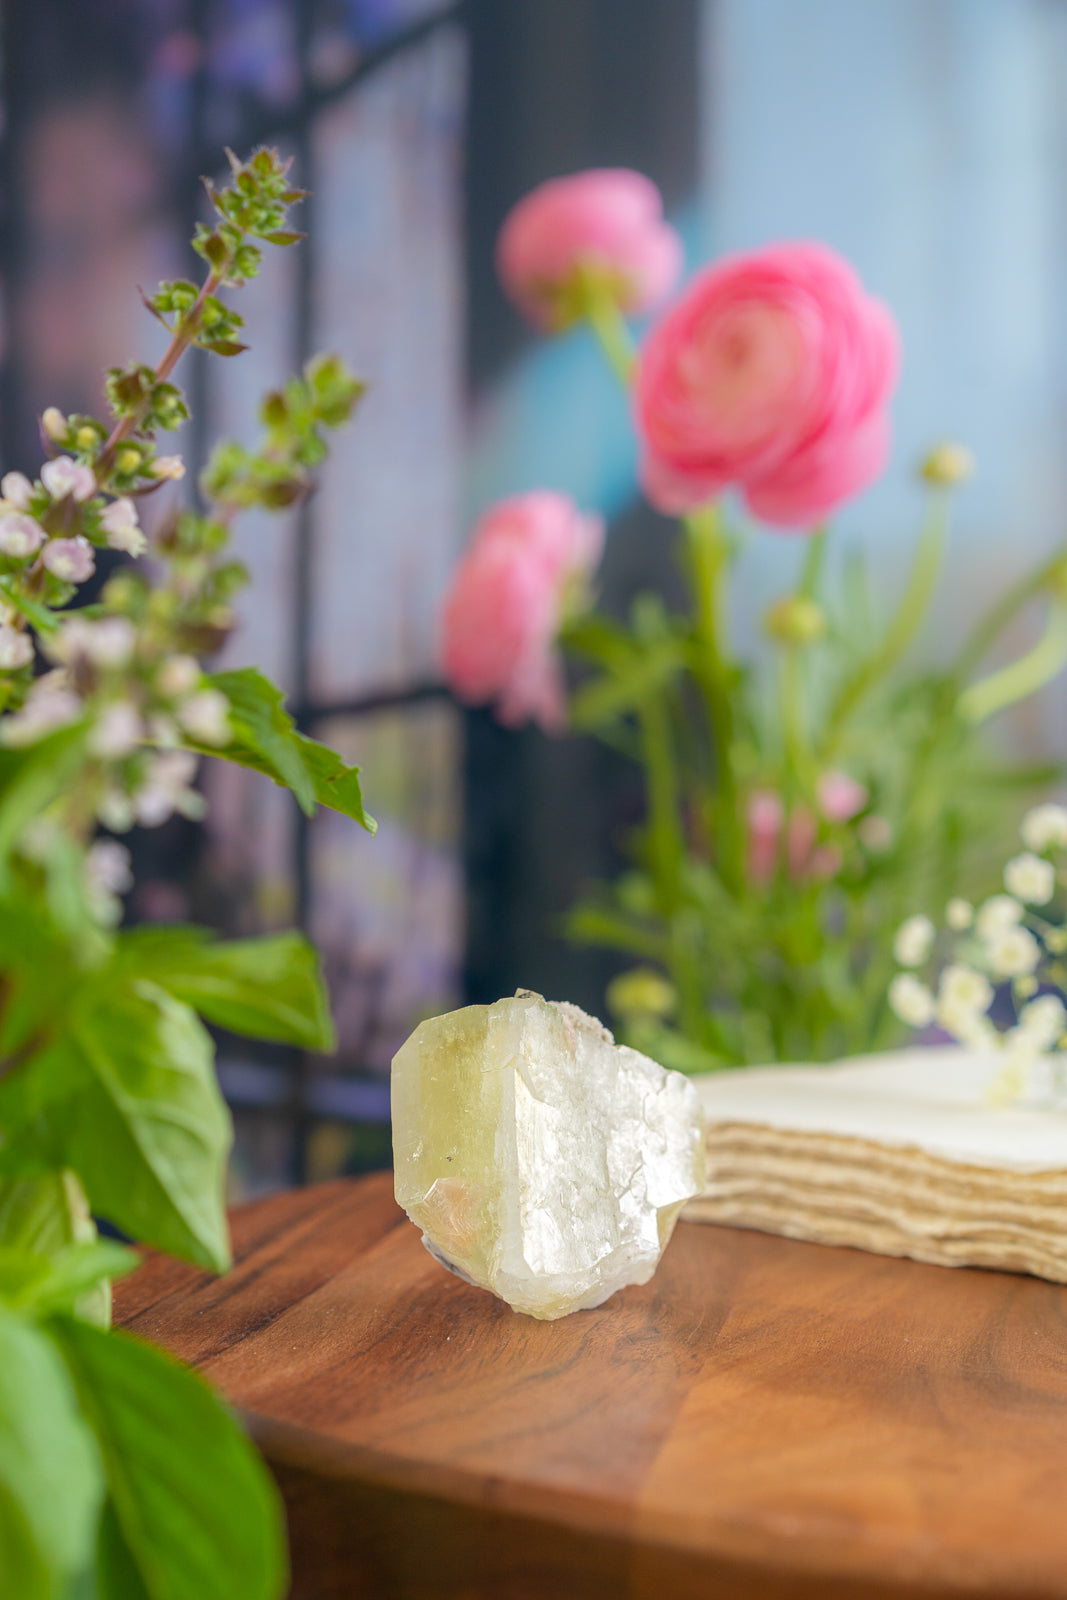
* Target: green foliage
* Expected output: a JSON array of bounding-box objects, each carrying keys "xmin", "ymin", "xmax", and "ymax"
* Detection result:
[
  {"xmin": 0, "ymin": 143, "xmax": 375, "ymax": 1597},
  {"xmin": 53, "ymin": 1319, "xmax": 287, "ymax": 1600}
]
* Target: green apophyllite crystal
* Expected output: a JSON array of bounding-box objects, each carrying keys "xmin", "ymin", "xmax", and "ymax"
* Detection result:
[{"xmin": 391, "ymin": 990, "xmax": 706, "ymax": 1320}]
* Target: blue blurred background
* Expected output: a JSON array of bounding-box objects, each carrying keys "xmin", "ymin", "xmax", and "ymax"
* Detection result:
[{"xmin": 3, "ymin": 0, "xmax": 1066, "ymax": 1192}]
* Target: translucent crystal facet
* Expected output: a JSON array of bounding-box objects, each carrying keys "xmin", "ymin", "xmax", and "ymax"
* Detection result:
[{"xmin": 391, "ymin": 991, "xmax": 706, "ymax": 1320}]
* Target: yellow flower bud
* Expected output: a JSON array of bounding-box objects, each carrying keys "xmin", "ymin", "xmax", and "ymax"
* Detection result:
[
  {"xmin": 764, "ymin": 595, "xmax": 827, "ymax": 647},
  {"xmin": 75, "ymin": 426, "xmax": 98, "ymax": 451},
  {"xmin": 116, "ymin": 448, "xmax": 142, "ymax": 476},
  {"xmin": 920, "ymin": 442, "xmax": 975, "ymax": 487},
  {"xmin": 606, "ymin": 967, "xmax": 677, "ymax": 1020},
  {"xmin": 41, "ymin": 406, "xmax": 67, "ymax": 441}
]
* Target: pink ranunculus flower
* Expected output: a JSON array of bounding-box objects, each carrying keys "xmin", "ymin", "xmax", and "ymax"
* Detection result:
[
  {"xmin": 496, "ymin": 170, "xmax": 683, "ymax": 331},
  {"xmin": 441, "ymin": 492, "xmax": 604, "ymax": 733},
  {"xmin": 635, "ymin": 241, "xmax": 900, "ymax": 529}
]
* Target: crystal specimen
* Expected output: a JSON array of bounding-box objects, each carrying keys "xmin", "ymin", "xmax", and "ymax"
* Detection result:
[{"xmin": 391, "ymin": 990, "xmax": 706, "ymax": 1320}]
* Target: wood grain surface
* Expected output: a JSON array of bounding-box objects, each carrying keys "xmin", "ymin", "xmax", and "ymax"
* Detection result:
[{"xmin": 114, "ymin": 1173, "xmax": 1067, "ymax": 1600}]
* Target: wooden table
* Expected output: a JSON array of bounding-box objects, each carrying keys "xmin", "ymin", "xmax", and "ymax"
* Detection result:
[{"xmin": 114, "ymin": 1173, "xmax": 1067, "ymax": 1600}]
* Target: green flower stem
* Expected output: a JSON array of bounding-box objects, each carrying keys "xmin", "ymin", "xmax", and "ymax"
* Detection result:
[
  {"xmin": 823, "ymin": 487, "xmax": 950, "ymax": 757},
  {"xmin": 637, "ymin": 694, "xmax": 684, "ymax": 915},
  {"xmin": 958, "ymin": 602, "xmax": 1067, "ymax": 724},
  {"xmin": 780, "ymin": 648, "xmax": 810, "ymax": 795},
  {"xmin": 577, "ymin": 275, "xmax": 637, "ymax": 386},
  {"xmin": 954, "ymin": 546, "xmax": 1067, "ymax": 683},
  {"xmin": 798, "ymin": 526, "xmax": 827, "ymax": 599},
  {"xmin": 684, "ymin": 504, "xmax": 743, "ymax": 893}
]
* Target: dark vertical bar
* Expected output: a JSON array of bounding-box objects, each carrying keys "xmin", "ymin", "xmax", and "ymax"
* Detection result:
[
  {"xmin": 290, "ymin": 0, "xmax": 317, "ymax": 1184},
  {"xmin": 0, "ymin": 0, "xmax": 33, "ymax": 474}
]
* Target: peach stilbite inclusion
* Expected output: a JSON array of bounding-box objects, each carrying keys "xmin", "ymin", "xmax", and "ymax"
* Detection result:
[{"xmin": 391, "ymin": 991, "xmax": 706, "ymax": 1320}]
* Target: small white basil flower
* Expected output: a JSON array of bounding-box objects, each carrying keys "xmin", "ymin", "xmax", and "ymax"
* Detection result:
[
  {"xmin": 176, "ymin": 689, "xmax": 230, "ymax": 747},
  {"xmin": 42, "ymin": 536, "xmax": 95, "ymax": 583},
  {"xmin": 85, "ymin": 839, "xmax": 134, "ymax": 896},
  {"xmin": 1, "ymin": 673, "xmax": 82, "ymax": 744},
  {"xmin": 41, "ymin": 407, "xmax": 68, "ymax": 441},
  {"xmin": 155, "ymin": 654, "xmax": 201, "ymax": 699},
  {"xmin": 985, "ymin": 925, "xmax": 1041, "ymax": 981},
  {"xmin": 1003, "ymin": 851, "xmax": 1056, "ymax": 906},
  {"xmin": 888, "ymin": 973, "xmax": 935, "ymax": 1028},
  {"xmin": 1020, "ymin": 802, "xmax": 1067, "ymax": 853},
  {"xmin": 100, "ymin": 497, "xmax": 147, "ymax": 557},
  {"xmin": 945, "ymin": 897, "xmax": 973, "ymax": 931},
  {"xmin": 88, "ymin": 702, "xmax": 144, "ymax": 760},
  {"xmin": 40, "ymin": 456, "xmax": 95, "ymax": 503},
  {"xmin": 150, "ymin": 454, "xmax": 186, "ymax": 481},
  {"xmin": 134, "ymin": 750, "xmax": 203, "ymax": 827},
  {"xmin": 0, "ymin": 625, "xmax": 33, "ymax": 671},
  {"xmin": 975, "ymin": 894, "xmax": 1023, "ymax": 941},
  {"xmin": 0, "ymin": 512, "xmax": 44, "ymax": 558},
  {"xmin": 0, "ymin": 472, "xmax": 34, "ymax": 510},
  {"xmin": 893, "ymin": 913, "xmax": 935, "ymax": 968}
]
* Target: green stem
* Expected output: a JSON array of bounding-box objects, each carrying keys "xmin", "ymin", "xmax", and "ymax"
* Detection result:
[
  {"xmin": 958, "ymin": 603, "xmax": 1067, "ymax": 724},
  {"xmin": 798, "ymin": 527, "xmax": 827, "ymax": 599},
  {"xmin": 684, "ymin": 505, "xmax": 743, "ymax": 892},
  {"xmin": 954, "ymin": 547, "xmax": 1067, "ymax": 683},
  {"xmin": 575, "ymin": 269, "xmax": 637, "ymax": 386},
  {"xmin": 637, "ymin": 695, "xmax": 684, "ymax": 915},
  {"xmin": 823, "ymin": 488, "xmax": 950, "ymax": 758},
  {"xmin": 780, "ymin": 649, "xmax": 810, "ymax": 796}
]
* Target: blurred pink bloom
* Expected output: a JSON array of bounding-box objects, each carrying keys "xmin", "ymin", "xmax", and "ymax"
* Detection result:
[
  {"xmin": 746, "ymin": 790, "xmax": 784, "ymax": 886},
  {"xmin": 786, "ymin": 805, "xmax": 818, "ymax": 879},
  {"xmin": 635, "ymin": 241, "xmax": 899, "ymax": 528},
  {"xmin": 441, "ymin": 492, "xmax": 604, "ymax": 733},
  {"xmin": 42, "ymin": 536, "xmax": 95, "ymax": 583},
  {"xmin": 41, "ymin": 456, "xmax": 95, "ymax": 503},
  {"xmin": 817, "ymin": 770, "xmax": 868, "ymax": 823},
  {"xmin": 496, "ymin": 169, "xmax": 683, "ymax": 330}
]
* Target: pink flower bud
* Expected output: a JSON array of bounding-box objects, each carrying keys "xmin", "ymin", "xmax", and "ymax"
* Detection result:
[
  {"xmin": 746, "ymin": 790, "xmax": 784, "ymax": 886},
  {"xmin": 817, "ymin": 770, "xmax": 868, "ymax": 823},
  {"xmin": 441, "ymin": 492, "xmax": 604, "ymax": 732},
  {"xmin": 0, "ymin": 513, "xmax": 44, "ymax": 558},
  {"xmin": 635, "ymin": 242, "xmax": 899, "ymax": 528},
  {"xmin": 497, "ymin": 170, "xmax": 683, "ymax": 330},
  {"xmin": 0, "ymin": 625, "xmax": 33, "ymax": 671},
  {"xmin": 41, "ymin": 456, "xmax": 95, "ymax": 503},
  {"xmin": 42, "ymin": 536, "xmax": 95, "ymax": 583},
  {"xmin": 1, "ymin": 472, "xmax": 34, "ymax": 510}
]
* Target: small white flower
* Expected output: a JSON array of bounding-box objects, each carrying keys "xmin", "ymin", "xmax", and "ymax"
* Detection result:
[
  {"xmin": 0, "ymin": 625, "xmax": 33, "ymax": 671},
  {"xmin": 938, "ymin": 998, "xmax": 998, "ymax": 1050},
  {"xmin": 986, "ymin": 925, "xmax": 1041, "ymax": 980},
  {"xmin": 938, "ymin": 963, "xmax": 994, "ymax": 1014},
  {"xmin": 0, "ymin": 472, "xmax": 34, "ymax": 510},
  {"xmin": 1018, "ymin": 993, "xmax": 1067, "ymax": 1050},
  {"xmin": 41, "ymin": 407, "xmax": 68, "ymax": 441},
  {"xmin": 1003, "ymin": 851, "xmax": 1055, "ymax": 906},
  {"xmin": 51, "ymin": 616, "xmax": 136, "ymax": 670},
  {"xmin": 97, "ymin": 789, "xmax": 135, "ymax": 833},
  {"xmin": 134, "ymin": 750, "xmax": 203, "ymax": 827},
  {"xmin": 893, "ymin": 913, "xmax": 935, "ymax": 968},
  {"xmin": 40, "ymin": 456, "xmax": 95, "ymax": 502},
  {"xmin": 945, "ymin": 897, "xmax": 974, "ymax": 931},
  {"xmin": 1, "ymin": 672, "xmax": 82, "ymax": 744},
  {"xmin": 88, "ymin": 702, "xmax": 143, "ymax": 760},
  {"xmin": 0, "ymin": 512, "xmax": 44, "ymax": 558},
  {"xmin": 85, "ymin": 838, "xmax": 133, "ymax": 896},
  {"xmin": 101, "ymin": 497, "xmax": 147, "ymax": 557},
  {"xmin": 889, "ymin": 972, "xmax": 935, "ymax": 1028},
  {"xmin": 975, "ymin": 894, "xmax": 1023, "ymax": 941},
  {"xmin": 156, "ymin": 654, "xmax": 201, "ymax": 699},
  {"xmin": 1020, "ymin": 802, "xmax": 1067, "ymax": 853},
  {"xmin": 150, "ymin": 454, "xmax": 186, "ymax": 481},
  {"xmin": 147, "ymin": 713, "xmax": 180, "ymax": 748},
  {"xmin": 177, "ymin": 689, "xmax": 230, "ymax": 747},
  {"xmin": 42, "ymin": 536, "xmax": 95, "ymax": 583}
]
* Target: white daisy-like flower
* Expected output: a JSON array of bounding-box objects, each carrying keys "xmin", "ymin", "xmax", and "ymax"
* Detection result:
[
  {"xmin": 1017, "ymin": 993, "xmax": 1067, "ymax": 1050},
  {"xmin": 893, "ymin": 913, "xmax": 935, "ymax": 968},
  {"xmin": 1020, "ymin": 802, "xmax": 1067, "ymax": 853},
  {"xmin": 1003, "ymin": 851, "xmax": 1055, "ymax": 906},
  {"xmin": 975, "ymin": 894, "xmax": 1023, "ymax": 941},
  {"xmin": 888, "ymin": 973, "xmax": 935, "ymax": 1028},
  {"xmin": 945, "ymin": 897, "xmax": 974, "ymax": 931},
  {"xmin": 985, "ymin": 924, "xmax": 1041, "ymax": 980},
  {"xmin": 938, "ymin": 963, "xmax": 994, "ymax": 1014}
]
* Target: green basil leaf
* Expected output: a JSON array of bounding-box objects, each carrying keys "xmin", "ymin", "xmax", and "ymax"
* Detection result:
[
  {"xmin": 44, "ymin": 982, "xmax": 231, "ymax": 1271},
  {"xmin": 197, "ymin": 666, "xmax": 375, "ymax": 831},
  {"xmin": 115, "ymin": 926, "xmax": 335, "ymax": 1051},
  {"xmin": 0, "ymin": 725, "xmax": 88, "ymax": 886},
  {"xmin": 0, "ymin": 1172, "xmax": 114, "ymax": 1326},
  {"xmin": 52, "ymin": 1319, "xmax": 287, "ymax": 1600},
  {"xmin": 0, "ymin": 1305, "xmax": 103, "ymax": 1600},
  {"xmin": 0, "ymin": 1242, "xmax": 137, "ymax": 1319}
]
